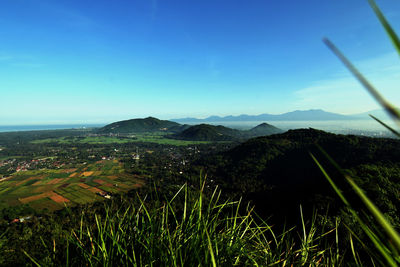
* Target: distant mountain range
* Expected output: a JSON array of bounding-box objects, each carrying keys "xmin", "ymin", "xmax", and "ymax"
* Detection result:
[{"xmin": 171, "ymin": 109, "xmax": 393, "ymax": 123}]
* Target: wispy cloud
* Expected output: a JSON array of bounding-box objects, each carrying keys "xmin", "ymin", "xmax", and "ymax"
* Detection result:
[
  {"xmin": 294, "ymin": 77, "xmax": 376, "ymax": 113},
  {"xmin": 293, "ymin": 52, "xmax": 400, "ymax": 114}
]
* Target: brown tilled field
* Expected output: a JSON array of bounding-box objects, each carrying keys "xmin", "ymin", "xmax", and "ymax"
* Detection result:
[
  {"xmin": 20, "ymin": 191, "xmax": 70, "ymax": 204},
  {"xmin": 87, "ymin": 187, "xmax": 103, "ymax": 193},
  {"xmin": 47, "ymin": 178, "xmax": 64, "ymax": 185},
  {"xmin": 19, "ymin": 192, "xmax": 52, "ymax": 204},
  {"xmin": 49, "ymin": 194, "xmax": 70, "ymax": 203},
  {"xmin": 82, "ymin": 171, "xmax": 94, "ymax": 177},
  {"xmin": 93, "ymin": 179, "xmax": 105, "ymax": 184},
  {"xmin": 32, "ymin": 180, "xmax": 42, "ymax": 186},
  {"xmin": 78, "ymin": 183, "xmax": 90, "ymax": 189},
  {"xmin": 16, "ymin": 177, "xmax": 38, "ymax": 186}
]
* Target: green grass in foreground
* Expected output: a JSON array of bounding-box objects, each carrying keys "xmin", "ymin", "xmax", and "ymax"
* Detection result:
[{"xmin": 23, "ymin": 181, "xmax": 342, "ymax": 266}]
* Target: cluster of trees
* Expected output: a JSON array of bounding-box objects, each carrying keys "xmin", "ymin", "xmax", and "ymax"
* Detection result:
[{"xmin": 196, "ymin": 128, "xmax": 400, "ymax": 230}]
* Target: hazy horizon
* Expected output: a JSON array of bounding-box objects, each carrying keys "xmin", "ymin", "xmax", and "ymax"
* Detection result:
[
  {"xmin": 0, "ymin": 107, "xmax": 391, "ymax": 126},
  {"xmin": 0, "ymin": 108, "xmax": 396, "ymax": 137},
  {"xmin": 0, "ymin": 119, "xmax": 395, "ymax": 136},
  {"xmin": 1, "ymin": 1, "xmax": 400, "ymax": 125}
]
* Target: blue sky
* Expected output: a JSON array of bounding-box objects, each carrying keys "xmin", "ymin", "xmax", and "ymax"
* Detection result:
[{"xmin": 1, "ymin": 0, "xmax": 400, "ymax": 125}]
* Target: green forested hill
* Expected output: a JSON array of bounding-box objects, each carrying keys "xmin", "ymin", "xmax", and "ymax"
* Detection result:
[
  {"xmin": 170, "ymin": 124, "xmax": 242, "ymax": 141},
  {"xmin": 98, "ymin": 117, "xmax": 182, "ymax": 134},
  {"xmin": 246, "ymin": 122, "xmax": 283, "ymax": 137},
  {"xmin": 170, "ymin": 123, "xmax": 283, "ymax": 141},
  {"xmin": 200, "ymin": 128, "xmax": 400, "ymax": 224}
]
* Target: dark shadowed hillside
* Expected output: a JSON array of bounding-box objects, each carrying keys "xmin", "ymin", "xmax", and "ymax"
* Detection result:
[
  {"xmin": 199, "ymin": 128, "xmax": 400, "ymax": 224},
  {"xmin": 170, "ymin": 124, "xmax": 241, "ymax": 141},
  {"xmin": 170, "ymin": 123, "xmax": 283, "ymax": 141}
]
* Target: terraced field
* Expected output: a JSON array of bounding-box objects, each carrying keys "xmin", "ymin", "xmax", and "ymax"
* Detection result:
[{"xmin": 0, "ymin": 160, "xmax": 144, "ymax": 212}]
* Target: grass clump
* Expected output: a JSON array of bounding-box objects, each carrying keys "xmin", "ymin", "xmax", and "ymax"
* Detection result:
[{"xmin": 53, "ymin": 180, "xmax": 340, "ymax": 266}]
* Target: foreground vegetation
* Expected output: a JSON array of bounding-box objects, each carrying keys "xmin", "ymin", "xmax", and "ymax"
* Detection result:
[{"xmin": 0, "ymin": 181, "xmax": 349, "ymax": 266}]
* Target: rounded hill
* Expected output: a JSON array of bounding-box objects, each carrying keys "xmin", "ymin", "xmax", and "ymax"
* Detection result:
[
  {"xmin": 98, "ymin": 117, "xmax": 182, "ymax": 134},
  {"xmin": 171, "ymin": 124, "xmax": 241, "ymax": 141}
]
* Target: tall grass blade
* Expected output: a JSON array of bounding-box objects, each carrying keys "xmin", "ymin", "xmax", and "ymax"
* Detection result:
[
  {"xmin": 345, "ymin": 175, "xmax": 400, "ymax": 251},
  {"xmin": 66, "ymin": 239, "xmax": 69, "ymax": 267},
  {"xmin": 183, "ymin": 183, "xmax": 187, "ymax": 222},
  {"xmin": 369, "ymin": 115, "xmax": 400, "ymax": 137},
  {"xmin": 22, "ymin": 250, "xmax": 41, "ymax": 267},
  {"xmin": 205, "ymin": 228, "xmax": 217, "ymax": 267},
  {"xmin": 323, "ymin": 38, "xmax": 400, "ymax": 124},
  {"xmin": 311, "ymin": 153, "xmax": 398, "ymax": 266},
  {"xmin": 309, "ymin": 153, "xmax": 349, "ymax": 206},
  {"xmin": 349, "ymin": 234, "xmax": 361, "ymax": 266},
  {"xmin": 368, "ymin": 0, "xmax": 400, "ymax": 56},
  {"xmin": 362, "ymin": 225, "xmax": 398, "ymax": 267}
]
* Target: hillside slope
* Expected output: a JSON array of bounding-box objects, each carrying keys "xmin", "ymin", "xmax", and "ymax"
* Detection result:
[
  {"xmin": 170, "ymin": 123, "xmax": 283, "ymax": 141},
  {"xmin": 246, "ymin": 123, "xmax": 283, "ymax": 137},
  {"xmin": 98, "ymin": 117, "xmax": 182, "ymax": 134},
  {"xmin": 170, "ymin": 124, "xmax": 241, "ymax": 141},
  {"xmin": 200, "ymin": 128, "xmax": 400, "ymax": 222}
]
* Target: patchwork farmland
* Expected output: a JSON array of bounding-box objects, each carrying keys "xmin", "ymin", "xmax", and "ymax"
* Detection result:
[{"xmin": 0, "ymin": 160, "xmax": 144, "ymax": 212}]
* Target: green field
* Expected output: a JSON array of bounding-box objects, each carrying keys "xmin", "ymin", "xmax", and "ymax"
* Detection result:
[
  {"xmin": 0, "ymin": 156, "xmax": 23, "ymax": 161},
  {"xmin": 0, "ymin": 160, "xmax": 144, "ymax": 212},
  {"xmin": 32, "ymin": 136, "xmax": 131, "ymax": 144},
  {"xmin": 31, "ymin": 134, "xmax": 212, "ymax": 145}
]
